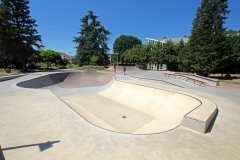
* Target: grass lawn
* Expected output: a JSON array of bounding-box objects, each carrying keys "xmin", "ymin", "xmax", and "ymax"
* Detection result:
[
  {"xmin": 0, "ymin": 69, "xmax": 21, "ymax": 77},
  {"xmin": 220, "ymin": 80, "xmax": 240, "ymax": 85},
  {"xmin": 210, "ymin": 74, "xmax": 240, "ymax": 85},
  {"xmin": 210, "ymin": 73, "xmax": 240, "ymax": 78}
]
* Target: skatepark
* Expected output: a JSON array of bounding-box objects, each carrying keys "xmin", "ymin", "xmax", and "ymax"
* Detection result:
[{"xmin": 0, "ymin": 69, "xmax": 240, "ymax": 159}]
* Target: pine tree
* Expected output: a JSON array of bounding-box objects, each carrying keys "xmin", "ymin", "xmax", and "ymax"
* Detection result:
[
  {"xmin": 74, "ymin": 10, "xmax": 110, "ymax": 66},
  {"xmin": 0, "ymin": 0, "xmax": 15, "ymax": 68},
  {"xmin": 189, "ymin": 0, "xmax": 229, "ymax": 76},
  {"xmin": 226, "ymin": 30, "xmax": 240, "ymax": 73},
  {"xmin": 0, "ymin": 0, "xmax": 42, "ymax": 71}
]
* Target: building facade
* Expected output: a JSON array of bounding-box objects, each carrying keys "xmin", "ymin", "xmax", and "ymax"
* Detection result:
[{"xmin": 145, "ymin": 37, "xmax": 189, "ymax": 45}]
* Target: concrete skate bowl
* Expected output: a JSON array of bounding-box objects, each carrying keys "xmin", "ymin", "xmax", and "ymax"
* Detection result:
[
  {"xmin": 16, "ymin": 70, "xmax": 115, "ymax": 89},
  {"xmin": 62, "ymin": 81, "xmax": 217, "ymax": 134},
  {"xmin": 16, "ymin": 71, "xmax": 217, "ymax": 134}
]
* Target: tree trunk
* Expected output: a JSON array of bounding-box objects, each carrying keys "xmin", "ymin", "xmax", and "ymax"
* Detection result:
[
  {"xmin": 3, "ymin": 61, "xmax": 6, "ymax": 70},
  {"xmin": 22, "ymin": 60, "xmax": 27, "ymax": 72}
]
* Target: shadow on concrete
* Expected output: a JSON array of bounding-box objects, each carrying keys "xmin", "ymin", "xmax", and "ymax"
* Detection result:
[
  {"xmin": 2, "ymin": 140, "xmax": 60, "ymax": 152},
  {"xmin": 16, "ymin": 73, "xmax": 68, "ymax": 88},
  {"xmin": 17, "ymin": 71, "xmax": 114, "ymax": 89},
  {"xmin": 206, "ymin": 109, "xmax": 219, "ymax": 133},
  {"xmin": 0, "ymin": 145, "xmax": 5, "ymax": 160}
]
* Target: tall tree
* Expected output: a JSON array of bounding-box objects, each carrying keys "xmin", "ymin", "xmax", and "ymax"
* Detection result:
[
  {"xmin": 0, "ymin": 0, "xmax": 16, "ymax": 68},
  {"xmin": 148, "ymin": 41, "xmax": 179, "ymax": 71},
  {"xmin": 0, "ymin": 0, "xmax": 42, "ymax": 71},
  {"xmin": 148, "ymin": 42, "xmax": 164, "ymax": 65},
  {"xmin": 177, "ymin": 42, "xmax": 192, "ymax": 72},
  {"xmin": 162, "ymin": 41, "xmax": 178, "ymax": 71},
  {"xmin": 226, "ymin": 30, "xmax": 240, "ymax": 73},
  {"xmin": 189, "ymin": 0, "xmax": 229, "ymax": 76},
  {"xmin": 113, "ymin": 35, "xmax": 142, "ymax": 64},
  {"xmin": 74, "ymin": 10, "xmax": 110, "ymax": 66}
]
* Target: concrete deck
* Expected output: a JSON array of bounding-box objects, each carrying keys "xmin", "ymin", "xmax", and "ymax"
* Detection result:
[{"xmin": 0, "ymin": 70, "xmax": 240, "ymax": 159}]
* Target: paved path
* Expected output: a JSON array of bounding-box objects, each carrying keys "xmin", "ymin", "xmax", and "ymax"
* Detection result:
[
  {"xmin": 0, "ymin": 70, "xmax": 240, "ymax": 160},
  {"xmin": 128, "ymin": 71, "xmax": 240, "ymax": 103}
]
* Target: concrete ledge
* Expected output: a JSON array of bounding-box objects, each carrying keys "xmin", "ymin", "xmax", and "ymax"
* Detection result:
[
  {"xmin": 176, "ymin": 74, "xmax": 206, "ymax": 86},
  {"xmin": 192, "ymin": 74, "xmax": 219, "ymax": 86},
  {"xmin": 0, "ymin": 74, "xmax": 25, "ymax": 82},
  {"xmin": 176, "ymin": 74, "xmax": 219, "ymax": 86},
  {"xmin": 181, "ymin": 96, "xmax": 217, "ymax": 133}
]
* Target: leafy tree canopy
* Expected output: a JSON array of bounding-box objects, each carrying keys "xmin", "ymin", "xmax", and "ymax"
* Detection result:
[
  {"xmin": 122, "ymin": 44, "xmax": 148, "ymax": 63},
  {"xmin": 113, "ymin": 35, "xmax": 142, "ymax": 64},
  {"xmin": 39, "ymin": 49, "xmax": 62, "ymax": 66}
]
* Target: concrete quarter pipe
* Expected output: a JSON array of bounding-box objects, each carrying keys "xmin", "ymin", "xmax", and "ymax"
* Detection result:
[{"xmin": 17, "ymin": 71, "xmax": 217, "ymax": 134}]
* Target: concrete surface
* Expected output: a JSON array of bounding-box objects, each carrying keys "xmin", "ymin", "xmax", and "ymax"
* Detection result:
[
  {"xmin": 0, "ymin": 70, "xmax": 240, "ymax": 160},
  {"xmin": 17, "ymin": 70, "xmax": 114, "ymax": 88},
  {"xmin": 174, "ymin": 74, "xmax": 220, "ymax": 86},
  {"xmin": 62, "ymin": 81, "xmax": 204, "ymax": 134}
]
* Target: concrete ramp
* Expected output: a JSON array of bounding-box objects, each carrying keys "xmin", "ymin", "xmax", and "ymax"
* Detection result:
[
  {"xmin": 62, "ymin": 81, "xmax": 215, "ymax": 134},
  {"xmin": 16, "ymin": 70, "xmax": 114, "ymax": 89}
]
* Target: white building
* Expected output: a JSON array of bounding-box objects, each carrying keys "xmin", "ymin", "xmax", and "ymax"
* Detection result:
[
  {"xmin": 145, "ymin": 38, "xmax": 167, "ymax": 45},
  {"xmin": 145, "ymin": 37, "xmax": 189, "ymax": 45}
]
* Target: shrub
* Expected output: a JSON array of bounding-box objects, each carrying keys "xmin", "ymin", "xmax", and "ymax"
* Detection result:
[{"xmin": 79, "ymin": 65, "xmax": 105, "ymax": 70}]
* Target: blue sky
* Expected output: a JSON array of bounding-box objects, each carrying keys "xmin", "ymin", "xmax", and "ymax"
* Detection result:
[{"xmin": 29, "ymin": 0, "xmax": 240, "ymax": 55}]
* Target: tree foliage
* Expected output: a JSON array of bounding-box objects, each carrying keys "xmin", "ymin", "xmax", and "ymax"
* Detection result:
[
  {"xmin": 226, "ymin": 30, "xmax": 240, "ymax": 73},
  {"xmin": 120, "ymin": 40, "xmax": 181, "ymax": 70},
  {"xmin": 39, "ymin": 50, "xmax": 63, "ymax": 67},
  {"xmin": 0, "ymin": 0, "xmax": 42, "ymax": 71},
  {"xmin": 122, "ymin": 44, "xmax": 149, "ymax": 67},
  {"xmin": 148, "ymin": 42, "xmax": 164, "ymax": 64},
  {"xmin": 90, "ymin": 55, "xmax": 99, "ymax": 65},
  {"xmin": 113, "ymin": 35, "xmax": 142, "ymax": 64},
  {"xmin": 74, "ymin": 10, "xmax": 110, "ymax": 66},
  {"xmin": 189, "ymin": 0, "xmax": 229, "ymax": 76},
  {"xmin": 177, "ymin": 42, "xmax": 192, "ymax": 72}
]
